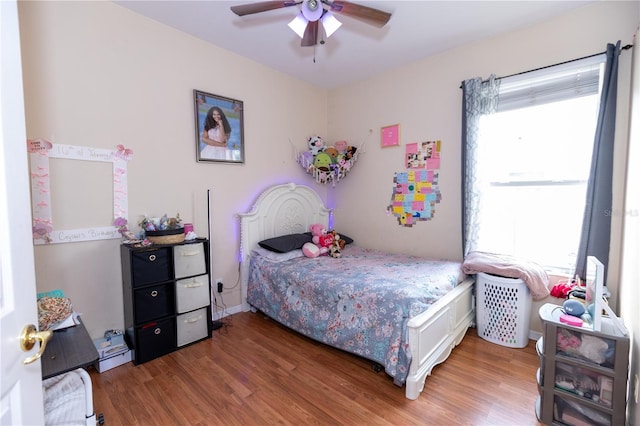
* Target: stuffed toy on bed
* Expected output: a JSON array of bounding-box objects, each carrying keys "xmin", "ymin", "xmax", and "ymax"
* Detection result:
[
  {"xmin": 318, "ymin": 233, "xmax": 334, "ymax": 252},
  {"xmin": 304, "ymin": 223, "xmax": 329, "ymax": 257},
  {"xmin": 309, "ymin": 223, "xmax": 325, "ymax": 244},
  {"xmin": 330, "ymin": 230, "xmax": 346, "ymax": 250},
  {"xmin": 327, "ymin": 230, "xmax": 344, "ymax": 258},
  {"xmin": 302, "ymin": 242, "xmax": 322, "ymax": 258}
]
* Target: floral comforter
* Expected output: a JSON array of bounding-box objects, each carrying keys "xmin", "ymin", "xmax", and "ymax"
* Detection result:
[{"xmin": 247, "ymin": 245, "xmax": 465, "ymax": 386}]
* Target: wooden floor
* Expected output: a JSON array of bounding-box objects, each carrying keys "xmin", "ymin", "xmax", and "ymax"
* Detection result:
[{"xmin": 89, "ymin": 312, "xmax": 543, "ymax": 425}]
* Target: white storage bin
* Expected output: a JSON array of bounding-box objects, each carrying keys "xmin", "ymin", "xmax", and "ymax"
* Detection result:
[
  {"xmin": 96, "ymin": 350, "xmax": 132, "ymax": 373},
  {"xmin": 177, "ymin": 307, "xmax": 208, "ymax": 347},
  {"xmin": 175, "ymin": 274, "xmax": 210, "ymax": 313},
  {"xmin": 173, "ymin": 243, "xmax": 206, "ymax": 279},
  {"xmin": 476, "ymin": 272, "xmax": 531, "ymax": 348}
]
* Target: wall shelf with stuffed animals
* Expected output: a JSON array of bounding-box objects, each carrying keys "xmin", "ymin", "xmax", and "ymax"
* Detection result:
[{"xmin": 297, "ymin": 136, "xmax": 360, "ymax": 186}]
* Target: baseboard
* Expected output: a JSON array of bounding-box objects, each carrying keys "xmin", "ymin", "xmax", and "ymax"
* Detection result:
[
  {"xmin": 529, "ymin": 330, "xmax": 542, "ymax": 341},
  {"xmin": 211, "ymin": 303, "xmax": 243, "ymax": 321}
]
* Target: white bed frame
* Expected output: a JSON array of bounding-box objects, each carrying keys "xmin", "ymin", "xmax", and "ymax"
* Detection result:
[{"xmin": 238, "ymin": 183, "xmax": 475, "ymax": 400}]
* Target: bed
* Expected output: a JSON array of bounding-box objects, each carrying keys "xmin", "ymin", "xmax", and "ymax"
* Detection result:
[{"xmin": 239, "ymin": 183, "xmax": 475, "ymax": 400}]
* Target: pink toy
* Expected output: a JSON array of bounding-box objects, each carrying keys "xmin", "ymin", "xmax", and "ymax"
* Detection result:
[
  {"xmin": 309, "ymin": 223, "xmax": 325, "ymax": 245},
  {"xmin": 318, "ymin": 233, "xmax": 334, "ymax": 250},
  {"xmin": 334, "ymin": 140, "xmax": 348, "ymax": 154},
  {"xmin": 307, "ymin": 223, "xmax": 329, "ymax": 256},
  {"xmin": 302, "ymin": 242, "xmax": 321, "ymax": 258}
]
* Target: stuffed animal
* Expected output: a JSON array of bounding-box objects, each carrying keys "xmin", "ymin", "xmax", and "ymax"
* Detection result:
[
  {"xmin": 345, "ymin": 145, "xmax": 358, "ymax": 159},
  {"xmin": 331, "ymin": 230, "xmax": 346, "ymax": 250},
  {"xmin": 302, "ymin": 242, "xmax": 321, "ymax": 258},
  {"xmin": 307, "ymin": 223, "xmax": 329, "ymax": 256},
  {"xmin": 309, "ymin": 223, "xmax": 325, "ymax": 245},
  {"xmin": 299, "ymin": 151, "xmax": 314, "ymax": 167},
  {"xmin": 338, "ymin": 157, "xmax": 351, "ymax": 172},
  {"xmin": 324, "ymin": 230, "xmax": 343, "ymax": 258},
  {"xmin": 313, "ymin": 152, "xmax": 333, "ymax": 171},
  {"xmin": 308, "ymin": 135, "xmax": 325, "ymax": 156},
  {"xmin": 334, "ymin": 140, "xmax": 348, "ymax": 154},
  {"xmin": 318, "ymin": 233, "xmax": 334, "ymax": 253},
  {"xmin": 324, "ymin": 147, "xmax": 339, "ymax": 163}
]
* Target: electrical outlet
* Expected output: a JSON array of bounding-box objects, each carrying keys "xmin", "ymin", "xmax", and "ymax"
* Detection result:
[{"xmin": 216, "ymin": 278, "xmax": 223, "ymax": 293}]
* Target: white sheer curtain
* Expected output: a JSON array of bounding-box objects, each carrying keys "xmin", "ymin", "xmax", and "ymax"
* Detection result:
[{"xmin": 460, "ymin": 76, "xmax": 500, "ymax": 256}]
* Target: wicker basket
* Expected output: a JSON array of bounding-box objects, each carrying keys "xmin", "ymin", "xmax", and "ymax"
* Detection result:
[{"xmin": 145, "ymin": 228, "xmax": 185, "ymax": 244}]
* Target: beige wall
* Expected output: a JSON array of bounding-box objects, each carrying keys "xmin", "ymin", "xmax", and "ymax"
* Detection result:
[
  {"xmin": 18, "ymin": 0, "xmax": 639, "ymax": 355},
  {"xmin": 18, "ymin": 1, "xmax": 327, "ymax": 338},
  {"xmin": 326, "ymin": 1, "xmax": 638, "ymax": 334}
]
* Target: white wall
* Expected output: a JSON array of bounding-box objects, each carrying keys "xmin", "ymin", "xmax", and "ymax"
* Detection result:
[
  {"xmin": 18, "ymin": 1, "xmax": 327, "ymax": 338},
  {"xmin": 327, "ymin": 1, "xmax": 639, "ymax": 333},
  {"xmin": 619, "ymin": 24, "xmax": 640, "ymax": 426}
]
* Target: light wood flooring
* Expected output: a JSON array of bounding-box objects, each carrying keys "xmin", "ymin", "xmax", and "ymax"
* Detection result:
[{"xmin": 89, "ymin": 312, "xmax": 542, "ymax": 425}]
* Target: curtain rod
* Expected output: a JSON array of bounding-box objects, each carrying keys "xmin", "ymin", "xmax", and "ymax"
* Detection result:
[{"xmin": 459, "ymin": 44, "xmax": 633, "ymax": 88}]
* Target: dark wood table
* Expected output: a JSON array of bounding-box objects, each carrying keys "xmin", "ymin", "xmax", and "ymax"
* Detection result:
[{"xmin": 41, "ymin": 317, "xmax": 99, "ymax": 379}]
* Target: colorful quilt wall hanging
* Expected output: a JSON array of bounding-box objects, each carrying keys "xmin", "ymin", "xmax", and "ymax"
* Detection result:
[{"xmin": 388, "ymin": 140, "xmax": 442, "ymax": 227}]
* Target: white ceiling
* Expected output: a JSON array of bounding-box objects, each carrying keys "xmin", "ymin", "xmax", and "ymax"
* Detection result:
[{"xmin": 115, "ymin": 1, "xmax": 594, "ymax": 90}]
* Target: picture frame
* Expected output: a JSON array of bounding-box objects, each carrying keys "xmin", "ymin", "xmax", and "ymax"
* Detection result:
[
  {"xmin": 28, "ymin": 141, "xmax": 130, "ymax": 245},
  {"xmin": 194, "ymin": 89, "xmax": 244, "ymax": 164},
  {"xmin": 381, "ymin": 124, "xmax": 400, "ymax": 148},
  {"xmin": 406, "ymin": 140, "xmax": 441, "ymax": 169}
]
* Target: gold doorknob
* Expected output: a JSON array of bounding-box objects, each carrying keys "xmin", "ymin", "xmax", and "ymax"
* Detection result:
[{"xmin": 20, "ymin": 324, "xmax": 52, "ymax": 365}]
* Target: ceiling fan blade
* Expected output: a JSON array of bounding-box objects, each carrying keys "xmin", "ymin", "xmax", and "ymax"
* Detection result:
[
  {"xmin": 301, "ymin": 20, "xmax": 319, "ymax": 47},
  {"xmin": 230, "ymin": 1, "xmax": 299, "ymax": 17},
  {"xmin": 326, "ymin": 0, "xmax": 391, "ymax": 27}
]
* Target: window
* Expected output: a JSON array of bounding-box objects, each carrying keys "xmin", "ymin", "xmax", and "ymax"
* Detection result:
[{"xmin": 474, "ymin": 56, "xmax": 605, "ymax": 272}]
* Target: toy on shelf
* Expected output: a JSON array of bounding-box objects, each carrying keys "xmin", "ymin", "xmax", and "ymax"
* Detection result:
[{"xmin": 297, "ymin": 135, "xmax": 360, "ymax": 186}]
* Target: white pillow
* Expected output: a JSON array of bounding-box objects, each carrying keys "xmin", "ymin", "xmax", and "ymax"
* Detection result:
[{"xmin": 252, "ymin": 246, "xmax": 305, "ymax": 262}]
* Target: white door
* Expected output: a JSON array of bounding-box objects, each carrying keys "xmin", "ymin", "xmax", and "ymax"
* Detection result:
[{"xmin": 0, "ymin": 1, "xmax": 45, "ymax": 424}]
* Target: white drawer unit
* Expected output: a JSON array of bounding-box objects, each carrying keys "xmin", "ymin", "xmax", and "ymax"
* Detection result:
[
  {"xmin": 173, "ymin": 242, "xmax": 207, "ymax": 279},
  {"xmin": 177, "ymin": 308, "xmax": 209, "ymax": 347},
  {"xmin": 176, "ymin": 274, "xmax": 210, "ymax": 313}
]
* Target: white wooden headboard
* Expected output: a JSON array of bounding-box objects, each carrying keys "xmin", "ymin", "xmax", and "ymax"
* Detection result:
[{"xmin": 238, "ymin": 183, "xmax": 332, "ymax": 311}]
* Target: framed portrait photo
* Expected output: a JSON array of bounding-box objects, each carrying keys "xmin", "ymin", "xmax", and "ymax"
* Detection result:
[
  {"xmin": 381, "ymin": 124, "xmax": 400, "ymax": 148},
  {"xmin": 194, "ymin": 89, "xmax": 244, "ymax": 164}
]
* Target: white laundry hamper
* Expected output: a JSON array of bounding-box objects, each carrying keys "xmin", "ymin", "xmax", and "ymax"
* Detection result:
[{"xmin": 476, "ymin": 272, "xmax": 531, "ymax": 348}]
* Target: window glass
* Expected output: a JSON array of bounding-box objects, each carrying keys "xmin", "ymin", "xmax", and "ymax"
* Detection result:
[{"xmin": 475, "ymin": 81, "xmax": 600, "ymax": 271}]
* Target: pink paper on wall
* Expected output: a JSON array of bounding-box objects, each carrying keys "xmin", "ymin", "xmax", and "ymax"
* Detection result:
[{"xmin": 388, "ymin": 139, "xmax": 443, "ymax": 227}]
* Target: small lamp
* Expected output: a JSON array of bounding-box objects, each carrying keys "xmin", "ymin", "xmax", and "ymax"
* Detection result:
[
  {"xmin": 289, "ymin": 0, "xmax": 342, "ymax": 41},
  {"xmin": 288, "ymin": 13, "xmax": 308, "ymax": 38},
  {"xmin": 321, "ymin": 11, "xmax": 341, "ymax": 38}
]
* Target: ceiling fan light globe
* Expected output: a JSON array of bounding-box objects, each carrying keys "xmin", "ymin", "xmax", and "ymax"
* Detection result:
[
  {"xmin": 301, "ymin": 0, "xmax": 323, "ymax": 22},
  {"xmin": 288, "ymin": 13, "xmax": 308, "ymax": 38},
  {"xmin": 321, "ymin": 12, "xmax": 342, "ymax": 38}
]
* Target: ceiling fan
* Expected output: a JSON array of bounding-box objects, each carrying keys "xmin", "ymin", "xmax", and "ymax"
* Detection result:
[{"xmin": 230, "ymin": 0, "xmax": 392, "ymax": 47}]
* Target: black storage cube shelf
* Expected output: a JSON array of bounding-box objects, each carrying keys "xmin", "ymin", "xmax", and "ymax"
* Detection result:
[
  {"xmin": 135, "ymin": 318, "xmax": 176, "ymax": 364},
  {"xmin": 133, "ymin": 283, "xmax": 175, "ymax": 324},
  {"xmin": 121, "ymin": 240, "xmax": 212, "ymax": 365},
  {"xmin": 131, "ymin": 247, "xmax": 172, "ymax": 286}
]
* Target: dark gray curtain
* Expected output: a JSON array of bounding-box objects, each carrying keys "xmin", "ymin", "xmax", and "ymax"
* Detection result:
[{"xmin": 574, "ymin": 41, "xmax": 621, "ymax": 280}]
